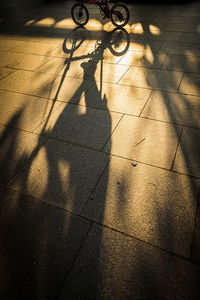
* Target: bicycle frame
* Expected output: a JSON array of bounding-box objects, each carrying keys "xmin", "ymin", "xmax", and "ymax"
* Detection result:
[{"xmin": 82, "ymin": 0, "xmax": 113, "ymax": 19}]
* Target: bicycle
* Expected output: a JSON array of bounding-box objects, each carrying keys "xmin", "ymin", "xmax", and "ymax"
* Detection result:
[{"xmin": 71, "ymin": 0, "xmax": 130, "ymax": 27}]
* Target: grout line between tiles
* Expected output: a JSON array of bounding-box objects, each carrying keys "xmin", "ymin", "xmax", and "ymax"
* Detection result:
[
  {"xmin": 170, "ymin": 126, "xmax": 183, "ymax": 171},
  {"xmin": 139, "ymin": 89, "xmax": 153, "ymax": 117}
]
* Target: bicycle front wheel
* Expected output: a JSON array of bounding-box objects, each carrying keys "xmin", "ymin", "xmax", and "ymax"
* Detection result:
[
  {"xmin": 110, "ymin": 3, "xmax": 129, "ymax": 27},
  {"xmin": 71, "ymin": 3, "xmax": 89, "ymax": 26}
]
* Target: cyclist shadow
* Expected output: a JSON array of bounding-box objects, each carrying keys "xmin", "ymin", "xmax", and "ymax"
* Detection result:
[
  {"xmin": 37, "ymin": 26, "xmax": 130, "ymax": 209},
  {"xmin": 0, "ymin": 26, "xmax": 130, "ymax": 299},
  {"xmin": 34, "ymin": 26, "xmax": 130, "ymax": 296}
]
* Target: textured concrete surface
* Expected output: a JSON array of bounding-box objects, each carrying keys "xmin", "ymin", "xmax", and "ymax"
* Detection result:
[
  {"xmin": 82, "ymin": 156, "xmax": 199, "ymax": 257},
  {"xmin": 119, "ymin": 66, "xmax": 183, "ymax": 91},
  {"xmin": 0, "ymin": 0, "xmax": 200, "ymax": 299},
  {"xmin": 0, "ymin": 66, "xmax": 16, "ymax": 80},
  {"xmin": 103, "ymin": 115, "xmax": 181, "ymax": 169},
  {"xmin": 173, "ymin": 127, "xmax": 200, "ymax": 177},
  {"xmin": 79, "ymin": 81, "xmax": 151, "ymax": 115},
  {"xmin": 58, "ymin": 224, "xmax": 200, "ymax": 300},
  {"xmin": 9, "ymin": 138, "xmax": 110, "ymax": 213},
  {"xmin": 118, "ymin": 50, "xmax": 167, "ymax": 68},
  {"xmin": 141, "ymin": 90, "xmax": 200, "ymax": 127},
  {"xmin": 179, "ymin": 73, "xmax": 200, "ymax": 96},
  {"xmin": 192, "ymin": 204, "xmax": 200, "ymax": 263},
  {"xmin": 0, "ymin": 91, "xmax": 62, "ymax": 131},
  {"xmin": 0, "ymin": 184, "xmax": 92, "ymax": 300},
  {"xmin": 34, "ymin": 102, "xmax": 122, "ymax": 150},
  {"xmin": 0, "ymin": 127, "xmax": 47, "ymax": 184},
  {"xmin": 162, "ymin": 53, "xmax": 200, "ymax": 73},
  {"xmin": 0, "ymin": 70, "xmax": 57, "ymax": 95}
]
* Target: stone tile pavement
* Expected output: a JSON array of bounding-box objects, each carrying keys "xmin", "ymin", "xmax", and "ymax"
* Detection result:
[{"xmin": 0, "ymin": 0, "xmax": 200, "ymax": 299}]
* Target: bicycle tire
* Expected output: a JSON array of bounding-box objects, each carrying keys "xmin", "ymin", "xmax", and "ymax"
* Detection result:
[
  {"xmin": 110, "ymin": 3, "xmax": 129, "ymax": 27},
  {"xmin": 71, "ymin": 3, "xmax": 89, "ymax": 26}
]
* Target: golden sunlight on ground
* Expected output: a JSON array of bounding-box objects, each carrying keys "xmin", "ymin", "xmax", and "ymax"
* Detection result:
[
  {"xmin": 131, "ymin": 23, "xmax": 144, "ymax": 34},
  {"xmin": 1, "ymin": 1, "xmax": 200, "ymax": 298},
  {"xmin": 25, "ymin": 17, "xmax": 134, "ymax": 32},
  {"xmin": 149, "ymin": 24, "xmax": 160, "ymax": 35},
  {"xmin": 25, "ymin": 19, "xmax": 36, "ymax": 26}
]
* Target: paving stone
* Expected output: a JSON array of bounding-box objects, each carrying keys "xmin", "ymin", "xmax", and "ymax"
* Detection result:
[
  {"xmin": 127, "ymin": 40, "xmax": 163, "ymax": 52},
  {"xmin": 0, "ymin": 33, "xmax": 28, "ymax": 41},
  {"xmin": 51, "ymin": 18, "xmax": 76, "ymax": 28},
  {"xmin": 0, "ymin": 127, "xmax": 46, "ymax": 184},
  {"xmin": 132, "ymin": 22, "xmax": 165, "ymax": 32},
  {"xmin": 9, "ymin": 139, "xmax": 109, "ymax": 213},
  {"xmin": 119, "ymin": 67, "xmax": 183, "ymax": 92},
  {"xmin": 36, "ymin": 57, "xmax": 93, "ymax": 78},
  {"xmin": 118, "ymin": 50, "xmax": 166, "ymax": 68},
  {"xmin": 179, "ymin": 73, "xmax": 200, "ymax": 96},
  {"xmin": 78, "ymin": 81, "xmax": 151, "ymax": 116},
  {"xmin": 159, "ymin": 41, "xmax": 200, "ymax": 56},
  {"xmin": 53, "ymin": 18, "xmax": 79, "ymax": 28},
  {"xmin": 44, "ymin": 44, "xmax": 71, "ymax": 58},
  {"xmin": 104, "ymin": 115, "xmax": 181, "ymax": 169},
  {"xmin": 6, "ymin": 54, "xmax": 53, "ymax": 71},
  {"xmin": 179, "ymin": 33, "xmax": 200, "ymax": 44},
  {"xmin": 0, "ymin": 90, "xmax": 6, "ymax": 97},
  {"xmin": 173, "ymin": 127, "xmax": 200, "ymax": 178},
  {"xmin": 79, "ymin": 62, "xmax": 129, "ymax": 84},
  {"xmin": 141, "ymin": 90, "xmax": 200, "ymax": 128},
  {"xmin": 177, "ymin": 16, "xmax": 200, "ymax": 24},
  {"xmin": 0, "ymin": 39, "xmax": 25, "ymax": 51},
  {"xmin": 0, "ymin": 51, "xmax": 25, "ymax": 67},
  {"xmin": 0, "ymin": 67, "xmax": 16, "ymax": 81},
  {"xmin": 16, "ymin": 34, "xmax": 47, "ymax": 43},
  {"xmin": 72, "ymin": 38, "xmax": 100, "ymax": 49},
  {"xmin": 29, "ymin": 17, "xmax": 56, "ymax": 27},
  {"xmin": 162, "ymin": 54, "xmax": 200, "ymax": 73},
  {"xmin": 154, "ymin": 8, "xmax": 183, "ymax": 17},
  {"xmin": 162, "ymin": 23, "xmax": 199, "ymax": 33},
  {"xmin": 181, "ymin": 3, "xmax": 200, "ymax": 17},
  {"xmin": 34, "ymin": 101, "xmax": 122, "ymax": 150},
  {"xmin": 0, "ymin": 185, "xmax": 91, "ymax": 300},
  {"xmin": 9, "ymin": 41, "xmax": 61, "ymax": 56},
  {"xmin": 191, "ymin": 205, "xmax": 200, "ymax": 263},
  {"xmin": 37, "ymin": 35, "xmax": 64, "ymax": 45},
  {"xmin": 36, "ymin": 76, "xmax": 93, "ymax": 102},
  {"xmin": 68, "ymin": 45, "xmax": 103, "ymax": 61},
  {"xmin": 48, "ymin": 40, "xmax": 98, "ymax": 58},
  {"xmin": 80, "ymin": 28, "xmax": 108, "ymax": 39},
  {"xmin": 0, "ymin": 70, "xmax": 57, "ymax": 95},
  {"xmin": 134, "ymin": 31, "xmax": 182, "ymax": 42},
  {"xmin": 83, "ymin": 157, "xmax": 199, "ymax": 256},
  {"xmin": 0, "ymin": 91, "xmax": 62, "ymax": 131},
  {"xmin": 58, "ymin": 223, "xmax": 200, "ymax": 299},
  {"xmin": 130, "ymin": 16, "xmax": 166, "ymax": 26},
  {"xmin": 45, "ymin": 26, "xmax": 81, "ymax": 38},
  {"xmin": 72, "ymin": 46, "xmax": 124, "ymax": 64},
  {"xmin": 85, "ymin": 19, "xmax": 105, "ymax": 29}
]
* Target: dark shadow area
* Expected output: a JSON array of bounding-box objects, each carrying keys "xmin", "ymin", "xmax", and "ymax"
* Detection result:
[
  {"xmin": 0, "ymin": 0, "xmax": 200, "ymax": 298},
  {"xmin": 0, "ymin": 25, "xmax": 131, "ymax": 299}
]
